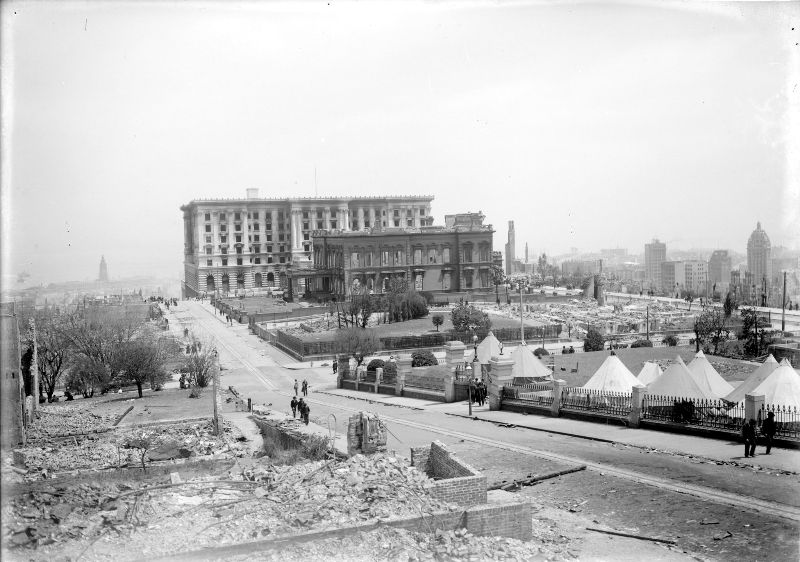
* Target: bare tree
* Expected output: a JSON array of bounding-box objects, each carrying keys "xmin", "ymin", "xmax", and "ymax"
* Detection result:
[
  {"xmin": 114, "ymin": 325, "xmax": 176, "ymax": 398},
  {"xmin": 33, "ymin": 315, "xmax": 72, "ymax": 401},
  {"xmin": 182, "ymin": 346, "xmax": 217, "ymax": 388},
  {"xmin": 335, "ymin": 327, "xmax": 378, "ymax": 366}
]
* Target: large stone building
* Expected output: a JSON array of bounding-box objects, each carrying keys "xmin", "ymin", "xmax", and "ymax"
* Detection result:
[
  {"xmin": 660, "ymin": 260, "xmax": 708, "ymax": 296},
  {"xmin": 645, "ymin": 239, "xmax": 667, "ymax": 292},
  {"xmin": 303, "ymin": 213, "xmax": 495, "ymax": 300},
  {"xmin": 747, "ymin": 222, "xmax": 772, "ymax": 289},
  {"xmin": 181, "ymin": 190, "xmax": 434, "ymax": 298},
  {"xmin": 708, "ymin": 250, "xmax": 731, "ymax": 291}
]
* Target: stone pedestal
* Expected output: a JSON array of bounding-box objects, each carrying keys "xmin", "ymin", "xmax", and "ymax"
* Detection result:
[
  {"xmin": 488, "ymin": 356, "xmax": 514, "ymax": 411},
  {"xmin": 396, "ymin": 354, "xmax": 412, "ymax": 395},
  {"xmin": 444, "ymin": 341, "xmax": 467, "ymax": 368},
  {"xmin": 745, "ymin": 394, "xmax": 765, "ymax": 423},
  {"xmin": 628, "ymin": 385, "xmax": 647, "ymax": 428},
  {"xmin": 551, "ymin": 380, "xmax": 567, "ymax": 417}
]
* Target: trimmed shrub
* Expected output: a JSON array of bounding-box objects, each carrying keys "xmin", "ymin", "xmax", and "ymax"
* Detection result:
[
  {"xmin": 583, "ymin": 328, "xmax": 605, "ymax": 352},
  {"xmin": 366, "ymin": 359, "xmax": 385, "ymax": 372},
  {"xmin": 383, "ymin": 362, "xmax": 398, "ymax": 377},
  {"xmin": 631, "ymin": 339, "xmax": 654, "ymax": 348},
  {"xmin": 533, "ymin": 347, "xmax": 549, "ymax": 357},
  {"xmin": 411, "ymin": 350, "xmax": 438, "ymax": 367},
  {"xmin": 662, "ymin": 335, "xmax": 678, "ymax": 347}
]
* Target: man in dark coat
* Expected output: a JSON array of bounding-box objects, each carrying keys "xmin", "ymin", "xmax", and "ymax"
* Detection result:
[
  {"xmin": 298, "ymin": 398, "xmax": 310, "ymax": 425},
  {"xmin": 761, "ymin": 411, "xmax": 777, "ymax": 454},
  {"xmin": 290, "ymin": 396, "xmax": 298, "ymax": 419},
  {"xmin": 742, "ymin": 418, "xmax": 757, "ymax": 457}
]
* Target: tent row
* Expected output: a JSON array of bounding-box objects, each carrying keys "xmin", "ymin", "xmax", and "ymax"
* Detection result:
[{"xmin": 479, "ymin": 330, "xmax": 800, "ymax": 408}]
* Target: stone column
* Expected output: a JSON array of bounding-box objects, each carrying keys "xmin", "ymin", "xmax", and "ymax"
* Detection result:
[
  {"xmin": 290, "ymin": 209, "xmax": 300, "ymax": 250},
  {"xmin": 444, "ymin": 341, "xmax": 466, "ymax": 368},
  {"xmin": 339, "ymin": 205, "xmax": 349, "ymax": 231},
  {"xmin": 358, "ymin": 208, "xmax": 365, "ymax": 230},
  {"xmin": 444, "ymin": 371, "xmax": 456, "ymax": 403},
  {"xmin": 745, "ymin": 393, "xmax": 765, "ymax": 423},
  {"xmin": 375, "ymin": 367, "xmax": 382, "ymax": 394},
  {"xmin": 551, "ymin": 379, "xmax": 567, "ymax": 417},
  {"xmin": 488, "ymin": 356, "xmax": 514, "ymax": 411},
  {"xmin": 628, "ymin": 385, "xmax": 647, "ymax": 428},
  {"xmin": 369, "ymin": 208, "xmax": 377, "ymax": 229},
  {"xmin": 396, "ymin": 354, "xmax": 412, "ymax": 395},
  {"xmin": 324, "ymin": 208, "xmax": 331, "ymax": 231}
]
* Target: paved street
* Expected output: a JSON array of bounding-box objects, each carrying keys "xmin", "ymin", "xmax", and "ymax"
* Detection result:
[{"xmin": 169, "ymin": 300, "xmax": 800, "ymax": 561}]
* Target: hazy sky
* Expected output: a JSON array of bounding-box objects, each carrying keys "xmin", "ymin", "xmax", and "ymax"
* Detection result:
[{"xmin": 2, "ymin": 1, "xmax": 798, "ymax": 287}]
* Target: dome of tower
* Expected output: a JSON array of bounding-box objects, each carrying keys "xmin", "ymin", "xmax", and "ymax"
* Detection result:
[{"xmin": 747, "ymin": 222, "xmax": 771, "ymax": 250}]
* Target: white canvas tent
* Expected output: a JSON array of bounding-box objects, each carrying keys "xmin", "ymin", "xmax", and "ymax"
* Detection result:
[
  {"xmin": 637, "ymin": 362, "xmax": 663, "ymax": 386},
  {"xmin": 687, "ymin": 350, "xmax": 734, "ymax": 399},
  {"xmin": 583, "ymin": 354, "xmax": 642, "ymax": 392},
  {"xmin": 476, "ymin": 332, "xmax": 502, "ymax": 364},
  {"xmin": 724, "ymin": 354, "xmax": 779, "ymax": 404},
  {"xmin": 647, "ymin": 356, "xmax": 715, "ymax": 400},
  {"xmin": 510, "ymin": 344, "xmax": 552, "ymax": 381},
  {"xmin": 745, "ymin": 360, "xmax": 800, "ymax": 409}
]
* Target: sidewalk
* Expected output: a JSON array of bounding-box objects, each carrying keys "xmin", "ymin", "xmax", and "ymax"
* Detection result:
[{"xmin": 318, "ymin": 388, "xmax": 800, "ymax": 473}]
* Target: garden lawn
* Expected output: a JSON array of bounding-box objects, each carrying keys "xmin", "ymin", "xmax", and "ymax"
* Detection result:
[{"xmin": 293, "ymin": 312, "xmax": 525, "ymax": 343}]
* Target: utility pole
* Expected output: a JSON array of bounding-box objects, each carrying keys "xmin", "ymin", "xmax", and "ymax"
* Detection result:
[
  {"xmin": 782, "ymin": 271, "xmax": 787, "ymax": 332},
  {"xmin": 518, "ymin": 283, "xmax": 525, "ymax": 344},
  {"xmin": 212, "ymin": 350, "xmax": 220, "ymax": 435},
  {"xmin": 646, "ymin": 305, "xmax": 650, "ymax": 341}
]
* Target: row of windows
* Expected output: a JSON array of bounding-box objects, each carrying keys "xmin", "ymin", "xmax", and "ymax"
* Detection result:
[
  {"xmin": 205, "ymin": 234, "xmax": 287, "ymax": 244},
  {"xmin": 204, "ymin": 256, "xmax": 289, "ymax": 267},
  {"xmin": 203, "ymin": 208, "xmax": 426, "ymax": 224},
  {"xmin": 205, "ymin": 245, "xmax": 288, "ymax": 255},
  {"xmin": 204, "ymin": 222, "xmax": 290, "ymax": 234},
  {"xmin": 345, "ymin": 246, "xmax": 490, "ymax": 267}
]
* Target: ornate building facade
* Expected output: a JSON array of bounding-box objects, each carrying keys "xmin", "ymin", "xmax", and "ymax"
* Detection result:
[
  {"xmin": 181, "ymin": 189, "xmax": 433, "ymax": 298},
  {"xmin": 304, "ymin": 214, "xmax": 495, "ymax": 300}
]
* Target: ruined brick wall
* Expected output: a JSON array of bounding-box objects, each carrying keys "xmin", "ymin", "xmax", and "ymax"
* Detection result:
[
  {"xmin": 411, "ymin": 441, "xmax": 487, "ymax": 507},
  {"xmin": 347, "ymin": 412, "xmax": 387, "ymax": 456}
]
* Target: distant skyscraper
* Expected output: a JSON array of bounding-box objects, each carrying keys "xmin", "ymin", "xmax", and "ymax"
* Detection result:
[
  {"xmin": 505, "ymin": 221, "xmax": 515, "ymax": 275},
  {"xmin": 708, "ymin": 250, "xmax": 732, "ymax": 290},
  {"xmin": 645, "ymin": 239, "xmax": 666, "ymax": 291},
  {"xmin": 525, "ymin": 243, "xmax": 529, "ymax": 264},
  {"xmin": 98, "ymin": 255, "xmax": 109, "ymax": 283},
  {"xmin": 747, "ymin": 222, "xmax": 772, "ymax": 289}
]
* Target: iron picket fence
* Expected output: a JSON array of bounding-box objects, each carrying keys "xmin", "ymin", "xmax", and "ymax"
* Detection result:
[
  {"xmin": 761, "ymin": 404, "xmax": 800, "ymax": 440},
  {"xmin": 642, "ymin": 395, "xmax": 746, "ymax": 432},
  {"xmin": 561, "ymin": 387, "xmax": 632, "ymax": 417},
  {"xmin": 505, "ymin": 383, "xmax": 555, "ymax": 407}
]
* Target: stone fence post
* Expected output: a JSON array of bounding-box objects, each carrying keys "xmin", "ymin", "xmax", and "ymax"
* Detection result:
[
  {"xmin": 628, "ymin": 385, "xmax": 647, "ymax": 428},
  {"xmin": 375, "ymin": 367, "xmax": 382, "ymax": 394},
  {"xmin": 488, "ymin": 355, "xmax": 515, "ymax": 411},
  {"xmin": 551, "ymin": 380, "xmax": 567, "ymax": 417},
  {"xmin": 444, "ymin": 372, "xmax": 456, "ymax": 403},
  {"xmin": 396, "ymin": 354, "xmax": 412, "ymax": 396},
  {"xmin": 444, "ymin": 341, "xmax": 467, "ymax": 368},
  {"xmin": 745, "ymin": 393, "xmax": 765, "ymax": 423}
]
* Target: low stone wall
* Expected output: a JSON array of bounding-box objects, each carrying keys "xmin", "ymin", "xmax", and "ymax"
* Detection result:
[
  {"xmin": 411, "ymin": 441, "xmax": 487, "ymax": 508},
  {"xmin": 151, "ymin": 499, "xmax": 531, "ymax": 561}
]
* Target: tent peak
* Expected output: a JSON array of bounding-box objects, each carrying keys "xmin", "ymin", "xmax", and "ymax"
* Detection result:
[{"xmin": 695, "ymin": 350, "xmax": 705, "ymax": 358}]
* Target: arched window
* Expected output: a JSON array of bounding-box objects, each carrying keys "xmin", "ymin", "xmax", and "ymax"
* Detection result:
[
  {"xmin": 206, "ymin": 275, "xmax": 216, "ymax": 292},
  {"xmin": 221, "ymin": 274, "xmax": 230, "ymax": 293},
  {"xmin": 267, "ymin": 272, "xmax": 275, "ymax": 285},
  {"xmin": 237, "ymin": 272, "xmax": 245, "ymax": 289},
  {"xmin": 254, "ymin": 273, "xmax": 262, "ymax": 288}
]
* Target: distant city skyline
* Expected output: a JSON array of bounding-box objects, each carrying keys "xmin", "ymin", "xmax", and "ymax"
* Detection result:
[{"xmin": 3, "ymin": 2, "xmax": 798, "ymax": 288}]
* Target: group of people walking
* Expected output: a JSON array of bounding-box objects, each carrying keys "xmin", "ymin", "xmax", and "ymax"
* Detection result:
[
  {"xmin": 470, "ymin": 378, "xmax": 487, "ymax": 407},
  {"xmin": 742, "ymin": 411, "xmax": 776, "ymax": 457},
  {"xmin": 290, "ymin": 379, "xmax": 311, "ymax": 425},
  {"xmin": 293, "ymin": 379, "xmax": 308, "ymax": 397},
  {"xmin": 290, "ymin": 396, "xmax": 310, "ymax": 425}
]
